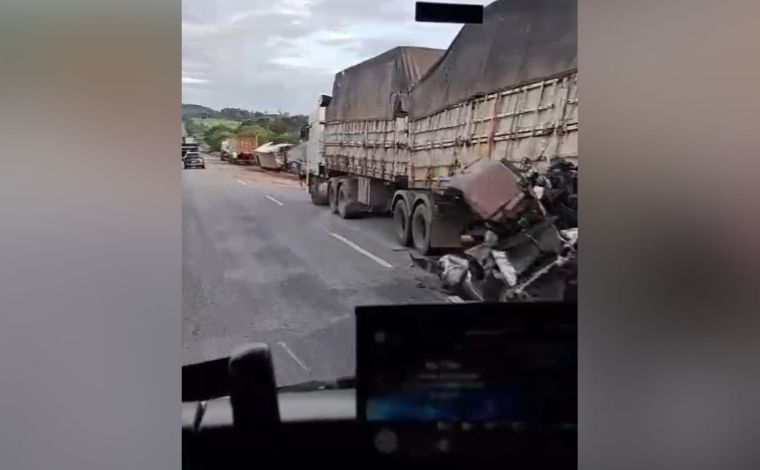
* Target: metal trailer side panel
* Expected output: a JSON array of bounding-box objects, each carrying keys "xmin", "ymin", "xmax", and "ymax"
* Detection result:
[
  {"xmin": 235, "ymin": 135, "xmax": 257, "ymax": 155},
  {"xmin": 322, "ymin": 117, "xmax": 409, "ymax": 183},
  {"xmin": 258, "ymin": 153, "xmax": 279, "ymax": 170},
  {"xmin": 409, "ymin": 73, "xmax": 578, "ymax": 190},
  {"xmin": 322, "ymin": 73, "xmax": 577, "ymax": 191}
]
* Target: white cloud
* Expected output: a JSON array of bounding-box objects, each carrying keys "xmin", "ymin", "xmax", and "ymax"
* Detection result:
[
  {"xmin": 182, "ymin": 0, "xmax": 473, "ymax": 113},
  {"xmin": 182, "ymin": 76, "xmax": 211, "ymax": 84}
]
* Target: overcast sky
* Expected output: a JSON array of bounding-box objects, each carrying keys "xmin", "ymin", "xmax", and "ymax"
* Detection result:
[{"xmin": 182, "ymin": 0, "xmax": 483, "ymax": 114}]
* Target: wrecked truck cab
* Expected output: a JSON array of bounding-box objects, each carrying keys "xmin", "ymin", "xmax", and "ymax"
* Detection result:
[
  {"xmin": 411, "ymin": 159, "xmax": 578, "ymax": 303},
  {"xmin": 446, "ymin": 159, "xmax": 530, "ymax": 225},
  {"xmin": 413, "ymin": 222, "xmax": 578, "ymax": 303}
]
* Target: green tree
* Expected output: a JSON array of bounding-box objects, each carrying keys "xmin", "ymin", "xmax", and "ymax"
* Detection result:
[
  {"xmin": 240, "ymin": 118, "xmax": 270, "ymax": 128},
  {"xmin": 184, "ymin": 119, "xmax": 205, "ymax": 137},
  {"xmin": 267, "ymin": 132, "xmax": 299, "ymax": 145},
  {"xmin": 203, "ymin": 124, "xmax": 235, "ymax": 151},
  {"xmin": 236, "ymin": 125, "xmax": 274, "ymax": 144},
  {"xmin": 268, "ymin": 119, "xmax": 288, "ymax": 135}
]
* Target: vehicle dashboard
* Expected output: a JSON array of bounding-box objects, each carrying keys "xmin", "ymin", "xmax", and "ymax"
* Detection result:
[{"xmin": 182, "ymin": 302, "xmax": 576, "ymax": 467}]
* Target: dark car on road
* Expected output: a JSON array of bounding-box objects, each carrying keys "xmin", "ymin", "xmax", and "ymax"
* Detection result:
[{"xmin": 183, "ymin": 152, "xmax": 205, "ymax": 169}]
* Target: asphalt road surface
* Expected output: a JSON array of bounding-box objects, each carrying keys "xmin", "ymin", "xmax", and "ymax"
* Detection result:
[{"xmin": 183, "ymin": 156, "xmax": 447, "ymax": 386}]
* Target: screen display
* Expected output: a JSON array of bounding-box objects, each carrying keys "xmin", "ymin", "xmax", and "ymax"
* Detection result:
[{"xmin": 357, "ymin": 303, "xmax": 576, "ymax": 458}]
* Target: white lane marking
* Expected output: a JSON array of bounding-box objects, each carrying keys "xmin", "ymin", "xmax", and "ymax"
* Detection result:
[
  {"xmin": 447, "ymin": 295, "xmax": 465, "ymax": 303},
  {"xmin": 328, "ymin": 232, "xmax": 393, "ymax": 268},
  {"xmin": 278, "ymin": 342, "xmax": 310, "ymax": 371},
  {"xmin": 236, "ymin": 179, "xmax": 248, "ymax": 186},
  {"xmin": 265, "ymin": 195, "xmax": 284, "ymax": 206}
]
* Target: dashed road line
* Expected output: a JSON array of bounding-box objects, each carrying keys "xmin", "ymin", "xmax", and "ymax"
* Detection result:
[
  {"xmin": 278, "ymin": 342, "xmax": 311, "ymax": 371},
  {"xmin": 265, "ymin": 195, "xmax": 284, "ymax": 206},
  {"xmin": 236, "ymin": 179, "xmax": 248, "ymax": 186},
  {"xmin": 328, "ymin": 232, "xmax": 393, "ymax": 268}
]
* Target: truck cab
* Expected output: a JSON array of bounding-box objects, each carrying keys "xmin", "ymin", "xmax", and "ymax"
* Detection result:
[
  {"xmin": 304, "ymin": 95, "xmax": 331, "ymax": 204},
  {"xmin": 182, "ymin": 136, "xmax": 199, "ymax": 159}
]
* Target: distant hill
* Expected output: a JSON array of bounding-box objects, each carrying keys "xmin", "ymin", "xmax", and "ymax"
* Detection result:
[
  {"xmin": 182, "ymin": 104, "xmax": 305, "ymax": 122},
  {"xmin": 182, "ymin": 103, "xmax": 219, "ymax": 119}
]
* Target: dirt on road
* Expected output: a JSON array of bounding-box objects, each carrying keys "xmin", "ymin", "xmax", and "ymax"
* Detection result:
[{"xmin": 206, "ymin": 153, "xmax": 303, "ymax": 188}]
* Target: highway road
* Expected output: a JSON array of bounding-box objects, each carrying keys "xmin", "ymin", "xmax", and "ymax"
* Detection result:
[{"xmin": 182, "ymin": 156, "xmax": 447, "ymax": 386}]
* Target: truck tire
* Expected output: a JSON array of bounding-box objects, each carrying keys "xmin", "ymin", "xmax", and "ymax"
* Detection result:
[
  {"xmin": 337, "ymin": 184, "xmax": 355, "ymax": 219},
  {"xmin": 411, "ymin": 202, "xmax": 433, "ymax": 255},
  {"xmin": 310, "ymin": 181, "xmax": 329, "ymax": 206},
  {"xmin": 393, "ymin": 199, "xmax": 412, "ymax": 246},
  {"xmin": 328, "ymin": 182, "xmax": 339, "ymax": 214}
]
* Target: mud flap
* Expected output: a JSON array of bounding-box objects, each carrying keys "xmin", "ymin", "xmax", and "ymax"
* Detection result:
[
  {"xmin": 337, "ymin": 177, "xmax": 365, "ymax": 215},
  {"xmin": 428, "ymin": 198, "xmax": 469, "ymax": 250},
  {"xmin": 310, "ymin": 179, "xmax": 329, "ymax": 205}
]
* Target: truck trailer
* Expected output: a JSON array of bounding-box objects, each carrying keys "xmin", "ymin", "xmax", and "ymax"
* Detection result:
[
  {"xmin": 229, "ymin": 135, "xmax": 259, "ymax": 165},
  {"xmin": 306, "ymin": 0, "xmax": 577, "ymax": 255}
]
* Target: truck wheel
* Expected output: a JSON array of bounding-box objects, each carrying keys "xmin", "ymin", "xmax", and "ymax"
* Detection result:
[
  {"xmin": 310, "ymin": 181, "xmax": 329, "ymax": 206},
  {"xmin": 411, "ymin": 202, "xmax": 433, "ymax": 255},
  {"xmin": 393, "ymin": 199, "xmax": 412, "ymax": 246},
  {"xmin": 328, "ymin": 182, "xmax": 339, "ymax": 214},
  {"xmin": 337, "ymin": 184, "xmax": 355, "ymax": 219}
]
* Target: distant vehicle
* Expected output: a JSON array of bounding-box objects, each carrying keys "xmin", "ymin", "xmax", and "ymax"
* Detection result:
[
  {"xmin": 183, "ymin": 152, "xmax": 205, "ymax": 169},
  {"xmin": 220, "ymin": 139, "xmax": 232, "ymax": 161},
  {"xmin": 182, "ymin": 136, "xmax": 199, "ymax": 158},
  {"xmin": 230, "ymin": 135, "xmax": 258, "ymax": 165}
]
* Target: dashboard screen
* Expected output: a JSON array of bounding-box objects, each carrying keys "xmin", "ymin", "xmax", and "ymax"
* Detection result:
[{"xmin": 356, "ymin": 302, "xmax": 576, "ymax": 458}]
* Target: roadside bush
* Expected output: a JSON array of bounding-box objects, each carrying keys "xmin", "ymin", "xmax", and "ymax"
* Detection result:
[{"xmin": 184, "ymin": 119, "xmax": 205, "ymax": 137}]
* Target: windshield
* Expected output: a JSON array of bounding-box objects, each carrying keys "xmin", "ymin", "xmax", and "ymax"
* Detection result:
[{"xmin": 181, "ymin": 0, "xmax": 578, "ymax": 387}]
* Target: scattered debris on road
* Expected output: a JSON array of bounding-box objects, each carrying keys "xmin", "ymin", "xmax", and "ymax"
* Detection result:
[{"xmin": 410, "ymin": 158, "xmax": 578, "ymax": 302}]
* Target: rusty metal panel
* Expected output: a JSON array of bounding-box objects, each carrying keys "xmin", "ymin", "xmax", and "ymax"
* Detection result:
[
  {"xmin": 235, "ymin": 135, "xmax": 258, "ymax": 155},
  {"xmin": 447, "ymin": 159, "xmax": 526, "ymax": 222}
]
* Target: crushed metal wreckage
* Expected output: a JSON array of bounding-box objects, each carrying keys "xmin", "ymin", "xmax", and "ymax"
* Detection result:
[{"xmin": 411, "ymin": 158, "xmax": 577, "ymax": 302}]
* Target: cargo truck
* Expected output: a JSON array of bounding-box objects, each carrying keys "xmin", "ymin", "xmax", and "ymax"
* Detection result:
[
  {"xmin": 182, "ymin": 136, "xmax": 199, "ymax": 158},
  {"xmin": 229, "ymin": 135, "xmax": 259, "ymax": 165},
  {"xmin": 306, "ymin": 0, "xmax": 577, "ymax": 255}
]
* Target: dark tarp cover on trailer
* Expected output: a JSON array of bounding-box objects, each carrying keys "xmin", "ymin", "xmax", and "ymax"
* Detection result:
[
  {"xmin": 325, "ymin": 46, "xmax": 445, "ymax": 121},
  {"xmin": 408, "ymin": 0, "xmax": 577, "ymax": 119}
]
